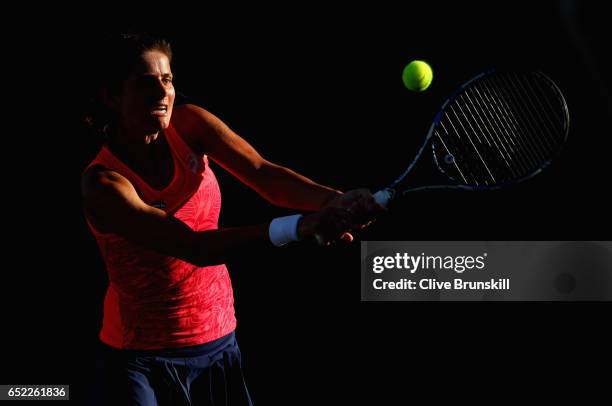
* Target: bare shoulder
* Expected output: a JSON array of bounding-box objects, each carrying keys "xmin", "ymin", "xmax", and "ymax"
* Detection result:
[
  {"xmin": 82, "ymin": 165, "xmax": 131, "ymax": 197},
  {"xmin": 81, "ymin": 165, "xmax": 139, "ymax": 212},
  {"xmin": 171, "ymin": 104, "xmax": 228, "ymax": 155},
  {"xmin": 172, "ymin": 103, "xmax": 217, "ymax": 126},
  {"xmin": 81, "ymin": 166, "xmax": 146, "ymax": 232}
]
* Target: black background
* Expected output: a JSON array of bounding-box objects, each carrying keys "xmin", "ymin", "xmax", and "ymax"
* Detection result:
[{"xmin": 4, "ymin": 1, "xmax": 611, "ymax": 404}]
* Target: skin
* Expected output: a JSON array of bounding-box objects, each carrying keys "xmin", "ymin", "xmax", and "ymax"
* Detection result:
[
  {"xmin": 103, "ymin": 51, "xmax": 176, "ymax": 189},
  {"xmin": 82, "ymin": 50, "xmax": 383, "ymax": 266}
]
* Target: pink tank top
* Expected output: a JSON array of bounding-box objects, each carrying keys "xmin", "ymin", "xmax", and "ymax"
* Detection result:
[{"xmin": 85, "ymin": 124, "xmax": 236, "ymax": 350}]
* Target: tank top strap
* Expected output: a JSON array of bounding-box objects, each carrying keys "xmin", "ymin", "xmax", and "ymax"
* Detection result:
[{"xmin": 165, "ymin": 124, "xmax": 207, "ymax": 176}]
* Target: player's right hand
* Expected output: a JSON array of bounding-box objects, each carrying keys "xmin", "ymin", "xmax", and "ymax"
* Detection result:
[{"xmin": 297, "ymin": 207, "xmax": 355, "ymax": 245}]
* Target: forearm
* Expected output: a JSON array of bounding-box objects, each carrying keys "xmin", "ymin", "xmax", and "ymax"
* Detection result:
[
  {"xmin": 257, "ymin": 163, "xmax": 342, "ymax": 211},
  {"xmin": 112, "ymin": 208, "xmax": 274, "ymax": 268},
  {"xmin": 185, "ymin": 224, "xmax": 273, "ymax": 267}
]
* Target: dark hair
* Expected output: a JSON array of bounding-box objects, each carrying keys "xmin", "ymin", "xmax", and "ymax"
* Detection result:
[
  {"xmin": 98, "ymin": 33, "xmax": 173, "ymax": 93},
  {"xmin": 83, "ymin": 33, "xmax": 173, "ymax": 135}
]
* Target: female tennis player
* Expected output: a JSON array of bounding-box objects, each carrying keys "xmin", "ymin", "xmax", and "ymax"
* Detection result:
[{"xmin": 81, "ymin": 34, "xmax": 382, "ymax": 405}]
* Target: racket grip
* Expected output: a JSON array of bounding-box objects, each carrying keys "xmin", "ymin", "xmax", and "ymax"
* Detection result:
[
  {"xmin": 373, "ymin": 188, "xmax": 394, "ymax": 208},
  {"xmin": 312, "ymin": 189, "xmax": 392, "ymax": 246},
  {"xmin": 314, "ymin": 233, "xmax": 325, "ymax": 247}
]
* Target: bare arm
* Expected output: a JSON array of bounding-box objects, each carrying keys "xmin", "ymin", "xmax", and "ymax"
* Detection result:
[
  {"xmin": 82, "ymin": 168, "xmax": 273, "ymax": 267},
  {"xmin": 82, "ymin": 168, "xmax": 354, "ymax": 267},
  {"xmin": 172, "ymin": 104, "xmax": 342, "ymax": 211}
]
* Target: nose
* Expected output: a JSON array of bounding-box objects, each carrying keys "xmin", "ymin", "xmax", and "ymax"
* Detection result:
[{"xmin": 151, "ymin": 79, "xmax": 169, "ymax": 99}]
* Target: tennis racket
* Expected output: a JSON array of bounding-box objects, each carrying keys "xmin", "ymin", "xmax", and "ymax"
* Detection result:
[
  {"xmin": 316, "ymin": 69, "xmax": 569, "ymax": 245},
  {"xmin": 372, "ymin": 68, "xmax": 569, "ymax": 206}
]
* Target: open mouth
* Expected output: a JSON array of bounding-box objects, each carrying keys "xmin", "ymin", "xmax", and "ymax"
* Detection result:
[{"xmin": 150, "ymin": 104, "xmax": 168, "ymax": 114}]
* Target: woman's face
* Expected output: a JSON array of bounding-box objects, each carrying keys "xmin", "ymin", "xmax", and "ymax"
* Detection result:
[{"xmin": 114, "ymin": 50, "xmax": 175, "ymax": 137}]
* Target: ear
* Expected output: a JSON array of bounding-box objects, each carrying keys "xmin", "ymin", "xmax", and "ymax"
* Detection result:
[{"xmin": 99, "ymin": 87, "xmax": 120, "ymax": 111}]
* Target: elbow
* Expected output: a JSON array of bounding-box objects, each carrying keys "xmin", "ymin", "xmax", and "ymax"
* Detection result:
[
  {"xmin": 190, "ymin": 255, "xmax": 210, "ymax": 268},
  {"xmin": 175, "ymin": 232, "xmax": 219, "ymax": 268},
  {"xmin": 186, "ymin": 253, "xmax": 225, "ymax": 268},
  {"xmin": 182, "ymin": 240, "xmax": 226, "ymax": 268}
]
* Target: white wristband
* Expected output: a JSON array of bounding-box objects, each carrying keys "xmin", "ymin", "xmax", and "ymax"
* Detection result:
[
  {"xmin": 373, "ymin": 189, "xmax": 393, "ymax": 208},
  {"xmin": 269, "ymin": 214, "xmax": 303, "ymax": 247}
]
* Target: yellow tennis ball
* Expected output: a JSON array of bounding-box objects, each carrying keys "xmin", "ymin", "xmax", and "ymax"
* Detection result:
[{"xmin": 402, "ymin": 60, "xmax": 433, "ymax": 92}]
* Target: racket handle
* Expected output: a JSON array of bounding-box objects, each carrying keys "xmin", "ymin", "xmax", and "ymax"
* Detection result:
[
  {"xmin": 314, "ymin": 233, "xmax": 326, "ymax": 246},
  {"xmin": 373, "ymin": 188, "xmax": 394, "ymax": 208},
  {"xmin": 312, "ymin": 189, "xmax": 393, "ymax": 246}
]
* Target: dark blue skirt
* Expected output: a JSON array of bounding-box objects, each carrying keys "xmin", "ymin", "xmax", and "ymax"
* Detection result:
[{"xmin": 89, "ymin": 331, "xmax": 253, "ymax": 405}]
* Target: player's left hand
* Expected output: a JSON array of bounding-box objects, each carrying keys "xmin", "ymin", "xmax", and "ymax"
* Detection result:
[{"xmin": 324, "ymin": 188, "xmax": 386, "ymax": 226}]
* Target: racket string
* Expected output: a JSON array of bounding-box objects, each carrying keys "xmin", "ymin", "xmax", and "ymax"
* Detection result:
[
  {"xmin": 444, "ymin": 107, "xmax": 497, "ymax": 183},
  {"xmin": 525, "ymin": 73, "xmax": 569, "ymax": 136},
  {"xmin": 512, "ymin": 72, "xmax": 562, "ymax": 143},
  {"xmin": 438, "ymin": 121, "xmax": 483, "ymax": 185},
  {"xmin": 447, "ymin": 84, "xmax": 531, "ymax": 183},
  {"xmin": 476, "ymin": 80, "xmax": 546, "ymax": 172},
  {"xmin": 495, "ymin": 74, "xmax": 558, "ymax": 153},
  {"xmin": 467, "ymin": 88, "xmax": 539, "ymax": 175},
  {"xmin": 465, "ymin": 85, "xmax": 535, "ymax": 178},
  {"xmin": 432, "ymin": 129, "xmax": 470, "ymax": 184},
  {"xmin": 439, "ymin": 108, "xmax": 497, "ymax": 185},
  {"xmin": 456, "ymin": 92, "xmax": 526, "ymax": 177},
  {"xmin": 486, "ymin": 75, "xmax": 555, "ymax": 167},
  {"xmin": 433, "ymin": 71, "xmax": 567, "ymax": 186},
  {"xmin": 437, "ymin": 122, "xmax": 483, "ymax": 184}
]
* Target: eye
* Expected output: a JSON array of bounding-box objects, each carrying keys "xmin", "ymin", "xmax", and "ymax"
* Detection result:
[{"xmin": 162, "ymin": 77, "xmax": 173, "ymax": 85}]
